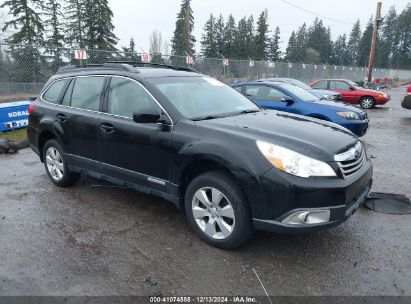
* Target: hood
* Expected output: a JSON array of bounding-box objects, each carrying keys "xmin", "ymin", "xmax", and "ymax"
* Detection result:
[
  {"xmin": 313, "ymin": 99, "xmax": 364, "ymax": 114},
  {"xmin": 196, "ymin": 110, "xmax": 358, "ymax": 161},
  {"xmin": 360, "ymin": 88, "xmax": 384, "ymax": 96}
]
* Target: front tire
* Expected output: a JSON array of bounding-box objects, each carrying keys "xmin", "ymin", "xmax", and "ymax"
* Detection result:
[
  {"xmin": 184, "ymin": 170, "xmax": 253, "ymax": 249},
  {"xmin": 360, "ymin": 97, "xmax": 375, "ymax": 109},
  {"xmin": 43, "ymin": 139, "xmax": 80, "ymax": 187}
]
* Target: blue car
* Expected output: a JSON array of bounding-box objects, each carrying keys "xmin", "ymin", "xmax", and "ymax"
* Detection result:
[{"xmin": 231, "ymin": 81, "xmax": 369, "ymax": 137}]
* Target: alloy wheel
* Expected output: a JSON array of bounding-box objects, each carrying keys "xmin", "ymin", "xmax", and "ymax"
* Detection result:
[
  {"xmin": 46, "ymin": 147, "xmax": 64, "ymax": 181},
  {"xmin": 192, "ymin": 187, "xmax": 235, "ymax": 240},
  {"xmin": 361, "ymin": 98, "xmax": 374, "ymax": 109}
]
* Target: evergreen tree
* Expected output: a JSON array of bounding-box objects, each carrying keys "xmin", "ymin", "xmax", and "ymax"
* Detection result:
[
  {"xmin": 215, "ymin": 14, "xmax": 225, "ymax": 56},
  {"xmin": 245, "ymin": 16, "xmax": 255, "ymax": 58},
  {"xmin": 348, "ymin": 19, "xmax": 361, "ymax": 65},
  {"xmin": 358, "ymin": 17, "xmax": 374, "ymax": 67},
  {"xmin": 222, "ymin": 14, "xmax": 237, "ymax": 58},
  {"xmin": 83, "ymin": 0, "xmax": 118, "ymax": 52},
  {"xmin": 332, "ymin": 34, "xmax": 349, "ymax": 65},
  {"xmin": 234, "ymin": 16, "xmax": 248, "ymax": 59},
  {"xmin": 201, "ymin": 14, "xmax": 218, "ymax": 57},
  {"xmin": 285, "ymin": 31, "xmax": 298, "ymax": 61},
  {"xmin": 306, "ymin": 18, "xmax": 333, "ymax": 63},
  {"xmin": 171, "ymin": 0, "xmax": 195, "ymax": 56},
  {"xmin": 268, "ymin": 26, "xmax": 281, "ymax": 61},
  {"xmin": 0, "ymin": 0, "xmax": 44, "ymax": 82},
  {"xmin": 254, "ymin": 9, "xmax": 270, "ymax": 60},
  {"xmin": 122, "ymin": 38, "xmax": 137, "ymax": 60},
  {"xmin": 43, "ymin": 0, "xmax": 64, "ymax": 68},
  {"xmin": 378, "ymin": 6, "xmax": 398, "ymax": 68},
  {"xmin": 392, "ymin": 4, "xmax": 411, "ymax": 69},
  {"xmin": 295, "ymin": 23, "xmax": 307, "ymax": 62},
  {"xmin": 64, "ymin": 0, "xmax": 85, "ymax": 48}
]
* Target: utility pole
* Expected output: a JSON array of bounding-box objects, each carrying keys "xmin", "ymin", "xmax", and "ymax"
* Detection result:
[{"xmin": 367, "ymin": 2, "xmax": 383, "ymax": 82}]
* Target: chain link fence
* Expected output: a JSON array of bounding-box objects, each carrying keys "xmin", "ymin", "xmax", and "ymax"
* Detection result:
[{"xmin": 1, "ymin": 42, "xmax": 411, "ymax": 104}]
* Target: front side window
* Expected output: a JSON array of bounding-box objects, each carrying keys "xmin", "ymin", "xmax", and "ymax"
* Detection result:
[
  {"xmin": 70, "ymin": 77, "xmax": 105, "ymax": 111},
  {"xmin": 245, "ymin": 85, "xmax": 288, "ymax": 102},
  {"xmin": 312, "ymin": 81, "xmax": 328, "ymax": 89},
  {"xmin": 149, "ymin": 77, "xmax": 260, "ymax": 120},
  {"xmin": 43, "ymin": 79, "xmax": 67, "ymax": 104},
  {"xmin": 108, "ymin": 77, "xmax": 158, "ymax": 118},
  {"xmin": 330, "ymin": 81, "xmax": 350, "ymax": 90}
]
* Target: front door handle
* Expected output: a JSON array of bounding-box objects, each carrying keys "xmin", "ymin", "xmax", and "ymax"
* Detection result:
[
  {"xmin": 56, "ymin": 113, "xmax": 67, "ymax": 122},
  {"xmin": 100, "ymin": 123, "xmax": 115, "ymax": 133}
]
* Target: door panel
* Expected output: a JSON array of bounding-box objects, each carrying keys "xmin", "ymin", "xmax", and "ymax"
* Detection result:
[
  {"xmin": 99, "ymin": 76, "xmax": 172, "ymax": 191},
  {"xmin": 329, "ymin": 81, "xmax": 357, "ymax": 104}
]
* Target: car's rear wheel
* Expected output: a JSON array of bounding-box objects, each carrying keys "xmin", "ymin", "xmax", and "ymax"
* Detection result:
[
  {"xmin": 184, "ymin": 170, "xmax": 253, "ymax": 249},
  {"xmin": 360, "ymin": 97, "xmax": 375, "ymax": 109},
  {"xmin": 43, "ymin": 139, "xmax": 80, "ymax": 187}
]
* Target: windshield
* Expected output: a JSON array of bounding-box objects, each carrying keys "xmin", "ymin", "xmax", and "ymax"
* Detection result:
[
  {"xmin": 280, "ymin": 84, "xmax": 319, "ymax": 102},
  {"xmin": 149, "ymin": 77, "xmax": 260, "ymax": 120},
  {"xmin": 286, "ymin": 79, "xmax": 312, "ymax": 90}
]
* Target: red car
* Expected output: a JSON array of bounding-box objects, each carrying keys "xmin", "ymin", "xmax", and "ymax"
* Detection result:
[
  {"xmin": 309, "ymin": 79, "xmax": 391, "ymax": 109},
  {"xmin": 407, "ymin": 84, "xmax": 411, "ymax": 94}
]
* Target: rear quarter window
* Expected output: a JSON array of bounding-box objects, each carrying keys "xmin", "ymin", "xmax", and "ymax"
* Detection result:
[{"xmin": 42, "ymin": 79, "xmax": 67, "ymax": 104}]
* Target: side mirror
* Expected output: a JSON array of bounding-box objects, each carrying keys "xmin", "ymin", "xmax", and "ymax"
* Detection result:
[
  {"xmin": 133, "ymin": 107, "xmax": 161, "ymax": 124},
  {"xmin": 281, "ymin": 96, "xmax": 294, "ymax": 104},
  {"xmin": 349, "ymin": 86, "xmax": 356, "ymax": 91}
]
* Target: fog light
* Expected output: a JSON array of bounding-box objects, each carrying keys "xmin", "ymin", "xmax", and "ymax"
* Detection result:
[{"xmin": 282, "ymin": 210, "xmax": 330, "ymax": 225}]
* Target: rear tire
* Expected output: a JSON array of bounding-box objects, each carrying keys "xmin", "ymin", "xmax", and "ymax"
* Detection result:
[
  {"xmin": 360, "ymin": 97, "xmax": 375, "ymax": 109},
  {"xmin": 184, "ymin": 170, "xmax": 254, "ymax": 249},
  {"xmin": 43, "ymin": 139, "xmax": 80, "ymax": 187}
]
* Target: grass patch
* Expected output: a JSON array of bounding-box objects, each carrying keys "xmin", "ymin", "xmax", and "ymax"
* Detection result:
[{"xmin": 0, "ymin": 128, "xmax": 28, "ymax": 142}]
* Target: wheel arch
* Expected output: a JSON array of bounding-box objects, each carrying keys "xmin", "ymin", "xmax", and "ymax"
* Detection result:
[{"xmin": 38, "ymin": 130, "xmax": 58, "ymax": 162}]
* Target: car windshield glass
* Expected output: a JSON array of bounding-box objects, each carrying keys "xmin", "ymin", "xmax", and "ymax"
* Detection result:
[
  {"xmin": 287, "ymin": 79, "xmax": 312, "ymax": 90},
  {"xmin": 347, "ymin": 80, "xmax": 362, "ymax": 89},
  {"xmin": 280, "ymin": 84, "xmax": 319, "ymax": 102},
  {"xmin": 149, "ymin": 77, "xmax": 260, "ymax": 120}
]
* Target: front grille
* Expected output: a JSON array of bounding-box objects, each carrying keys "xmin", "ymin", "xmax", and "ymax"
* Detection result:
[{"xmin": 335, "ymin": 142, "xmax": 367, "ymax": 178}]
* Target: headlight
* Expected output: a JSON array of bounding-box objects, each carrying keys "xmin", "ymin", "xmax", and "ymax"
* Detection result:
[
  {"xmin": 256, "ymin": 141, "xmax": 336, "ymax": 178},
  {"xmin": 336, "ymin": 112, "xmax": 360, "ymax": 120}
]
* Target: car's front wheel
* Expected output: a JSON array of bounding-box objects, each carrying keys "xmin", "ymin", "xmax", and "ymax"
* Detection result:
[
  {"xmin": 184, "ymin": 170, "xmax": 253, "ymax": 249},
  {"xmin": 43, "ymin": 139, "xmax": 80, "ymax": 187},
  {"xmin": 360, "ymin": 97, "xmax": 375, "ymax": 109}
]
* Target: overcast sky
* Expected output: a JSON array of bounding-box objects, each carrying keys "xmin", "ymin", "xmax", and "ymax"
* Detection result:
[{"xmin": 110, "ymin": 0, "xmax": 410, "ymax": 53}]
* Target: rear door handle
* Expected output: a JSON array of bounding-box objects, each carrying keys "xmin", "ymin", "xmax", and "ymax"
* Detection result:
[
  {"xmin": 56, "ymin": 113, "xmax": 67, "ymax": 122},
  {"xmin": 100, "ymin": 123, "xmax": 115, "ymax": 133}
]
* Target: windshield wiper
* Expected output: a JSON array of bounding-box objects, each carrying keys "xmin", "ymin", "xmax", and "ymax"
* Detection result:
[
  {"xmin": 192, "ymin": 114, "xmax": 228, "ymax": 121},
  {"xmin": 227, "ymin": 109, "xmax": 262, "ymax": 117},
  {"xmin": 192, "ymin": 109, "xmax": 261, "ymax": 121}
]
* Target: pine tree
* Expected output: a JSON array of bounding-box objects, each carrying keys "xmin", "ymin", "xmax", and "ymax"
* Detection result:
[
  {"xmin": 245, "ymin": 16, "xmax": 255, "ymax": 59},
  {"xmin": 332, "ymin": 34, "xmax": 349, "ymax": 65},
  {"xmin": 285, "ymin": 31, "xmax": 298, "ymax": 61},
  {"xmin": 306, "ymin": 18, "xmax": 333, "ymax": 63},
  {"xmin": 201, "ymin": 14, "xmax": 217, "ymax": 57},
  {"xmin": 83, "ymin": 0, "xmax": 118, "ymax": 51},
  {"xmin": 43, "ymin": 0, "xmax": 65, "ymax": 68},
  {"xmin": 0, "ymin": 0, "xmax": 44, "ymax": 82},
  {"xmin": 295, "ymin": 23, "xmax": 307, "ymax": 62},
  {"xmin": 392, "ymin": 4, "xmax": 411, "ymax": 69},
  {"xmin": 64, "ymin": 0, "xmax": 85, "ymax": 48},
  {"xmin": 358, "ymin": 18, "xmax": 374, "ymax": 67},
  {"xmin": 268, "ymin": 26, "xmax": 281, "ymax": 61},
  {"xmin": 254, "ymin": 9, "xmax": 270, "ymax": 60},
  {"xmin": 234, "ymin": 16, "xmax": 248, "ymax": 59},
  {"xmin": 222, "ymin": 14, "xmax": 237, "ymax": 58},
  {"xmin": 171, "ymin": 0, "xmax": 195, "ymax": 56},
  {"xmin": 215, "ymin": 14, "xmax": 225, "ymax": 56},
  {"xmin": 378, "ymin": 6, "xmax": 398, "ymax": 68},
  {"xmin": 348, "ymin": 19, "xmax": 361, "ymax": 65}
]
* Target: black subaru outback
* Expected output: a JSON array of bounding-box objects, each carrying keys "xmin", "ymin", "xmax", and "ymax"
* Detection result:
[{"xmin": 28, "ymin": 63, "xmax": 373, "ymax": 249}]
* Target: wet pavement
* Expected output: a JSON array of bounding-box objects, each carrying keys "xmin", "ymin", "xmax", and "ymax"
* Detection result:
[{"xmin": 0, "ymin": 88, "xmax": 410, "ymax": 296}]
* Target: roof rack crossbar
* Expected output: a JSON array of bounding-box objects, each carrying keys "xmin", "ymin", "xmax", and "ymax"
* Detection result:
[{"xmin": 56, "ymin": 61, "xmax": 200, "ymax": 74}]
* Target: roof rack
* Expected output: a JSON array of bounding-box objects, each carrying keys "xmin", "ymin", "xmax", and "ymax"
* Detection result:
[{"xmin": 56, "ymin": 61, "xmax": 200, "ymax": 74}]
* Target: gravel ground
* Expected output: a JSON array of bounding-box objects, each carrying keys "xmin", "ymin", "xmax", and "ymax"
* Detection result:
[{"xmin": 0, "ymin": 88, "xmax": 410, "ymax": 297}]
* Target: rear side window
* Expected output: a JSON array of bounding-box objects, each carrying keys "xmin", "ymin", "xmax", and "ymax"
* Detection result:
[
  {"xmin": 42, "ymin": 79, "xmax": 67, "ymax": 104},
  {"xmin": 108, "ymin": 77, "xmax": 158, "ymax": 118},
  {"xmin": 70, "ymin": 77, "xmax": 105, "ymax": 111},
  {"xmin": 312, "ymin": 81, "xmax": 328, "ymax": 89},
  {"xmin": 62, "ymin": 79, "xmax": 74, "ymax": 106},
  {"xmin": 330, "ymin": 81, "xmax": 350, "ymax": 90}
]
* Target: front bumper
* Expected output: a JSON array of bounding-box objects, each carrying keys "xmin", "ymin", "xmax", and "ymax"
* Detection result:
[
  {"xmin": 340, "ymin": 120, "xmax": 369, "ymax": 137},
  {"xmin": 249, "ymin": 159, "xmax": 373, "ymax": 233},
  {"xmin": 375, "ymin": 95, "xmax": 390, "ymax": 105}
]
